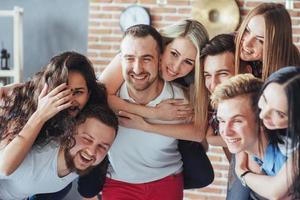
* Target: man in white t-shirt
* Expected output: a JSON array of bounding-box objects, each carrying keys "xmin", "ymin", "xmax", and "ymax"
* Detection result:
[
  {"xmin": 102, "ymin": 25, "xmax": 185, "ymax": 200},
  {"xmin": 0, "ymin": 105, "xmax": 118, "ymax": 200}
]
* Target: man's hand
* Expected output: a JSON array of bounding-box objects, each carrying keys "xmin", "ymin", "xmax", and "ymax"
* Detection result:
[{"xmin": 118, "ymin": 110, "xmax": 148, "ymax": 131}]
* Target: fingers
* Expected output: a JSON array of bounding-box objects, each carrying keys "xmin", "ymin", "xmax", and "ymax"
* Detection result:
[
  {"xmin": 175, "ymin": 104, "xmax": 193, "ymax": 111},
  {"xmin": 38, "ymin": 84, "xmax": 48, "ymax": 99},
  {"xmin": 118, "ymin": 111, "xmax": 134, "ymax": 119},
  {"xmin": 55, "ymin": 94, "xmax": 73, "ymax": 106},
  {"xmin": 54, "ymin": 88, "xmax": 72, "ymax": 101},
  {"xmin": 118, "ymin": 116, "xmax": 128, "ymax": 126},
  {"xmin": 47, "ymin": 83, "xmax": 68, "ymax": 97},
  {"xmin": 56, "ymin": 101, "xmax": 73, "ymax": 112},
  {"xmin": 160, "ymin": 98, "xmax": 185, "ymax": 105}
]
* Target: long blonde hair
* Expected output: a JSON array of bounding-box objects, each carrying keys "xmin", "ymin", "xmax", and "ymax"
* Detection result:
[
  {"xmin": 235, "ymin": 3, "xmax": 300, "ymax": 80},
  {"xmin": 160, "ymin": 19, "xmax": 209, "ymax": 131}
]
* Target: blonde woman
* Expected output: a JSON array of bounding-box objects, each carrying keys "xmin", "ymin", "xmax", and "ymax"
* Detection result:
[{"xmin": 101, "ymin": 19, "xmax": 209, "ymax": 142}]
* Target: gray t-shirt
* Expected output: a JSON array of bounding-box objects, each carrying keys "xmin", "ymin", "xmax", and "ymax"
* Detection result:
[
  {"xmin": 108, "ymin": 81, "xmax": 185, "ymax": 183},
  {"xmin": 0, "ymin": 143, "xmax": 78, "ymax": 200}
]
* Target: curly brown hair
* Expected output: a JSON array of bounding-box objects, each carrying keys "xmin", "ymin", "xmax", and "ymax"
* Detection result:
[{"xmin": 0, "ymin": 51, "xmax": 107, "ymax": 148}]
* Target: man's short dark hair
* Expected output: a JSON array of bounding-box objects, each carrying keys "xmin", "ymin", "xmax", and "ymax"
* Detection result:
[
  {"xmin": 76, "ymin": 104, "xmax": 118, "ymax": 134},
  {"xmin": 201, "ymin": 34, "xmax": 235, "ymax": 58},
  {"xmin": 124, "ymin": 24, "xmax": 163, "ymax": 54}
]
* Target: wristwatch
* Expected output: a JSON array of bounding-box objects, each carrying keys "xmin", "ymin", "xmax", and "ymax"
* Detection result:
[{"xmin": 240, "ymin": 170, "xmax": 251, "ymax": 187}]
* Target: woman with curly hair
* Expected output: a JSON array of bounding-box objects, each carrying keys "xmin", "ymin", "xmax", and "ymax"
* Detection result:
[{"xmin": 0, "ymin": 51, "xmax": 109, "ymax": 199}]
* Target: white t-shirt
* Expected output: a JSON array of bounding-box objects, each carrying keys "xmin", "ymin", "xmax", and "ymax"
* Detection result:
[
  {"xmin": 108, "ymin": 81, "xmax": 186, "ymax": 183},
  {"xmin": 0, "ymin": 143, "xmax": 78, "ymax": 200}
]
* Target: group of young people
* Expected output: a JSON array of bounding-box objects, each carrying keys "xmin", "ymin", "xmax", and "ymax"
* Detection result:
[{"xmin": 0, "ymin": 2, "xmax": 299, "ymax": 200}]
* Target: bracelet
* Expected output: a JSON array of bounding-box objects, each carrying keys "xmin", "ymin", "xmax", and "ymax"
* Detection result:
[
  {"xmin": 240, "ymin": 170, "xmax": 251, "ymax": 187},
  {"xmin": 240, "ymin": 170, "xmax": 252, "ymax": 178}
]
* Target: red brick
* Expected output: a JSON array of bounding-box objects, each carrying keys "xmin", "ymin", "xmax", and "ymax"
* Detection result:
[
  {"xmin": 213, "ymin": 164, "xmax": 229, "ymax": 171},
  {"xmin": 112, "ymin": 14, "xmax": 121, "ymax": 19},
  {"xmin": 295, "ymin": 2, "xmax": 300, "ymax": 9},
  {"xmin": 101, "ymin": 21, "xmax": 120, "ymax": 27},
  {"xmin": 100, "ymin": 36, "xmax": 122, "ymax": 42},
  {"xmin": 212, "ymin": 180, "xmax": 228, "ymax": 186},
  {"xmin": 89, "ymin": 29, "xmax": 112, "ymax": 34},
  {"xmin": 151, "ymin": 15, "xmax": 163, "ymax": 21},
  {"xmin": 89, "ymin": 5, "xmax": 100, "ymax": 11},
  {"xmin": 90, "ymin": 13, "xmax": 113, "ymax": 19},
  {"xmin": 214, "ymin": 171, "xmax": 223, "ymax": 178},
  {"xmin": 114, "ymin": 0, "xmax": 137, "ymax": 3},
  {"xmin": 289, "ymin": 10, "xmax": 300, "ymax": 17},
  {"xmin": 151, "ymin": 7, "xmax": 176, "ymax": 14},
  {"xmin": 91, "ymin": 60, "xmax": 110, "ymax": 66},
  {"xmin": 138, "ymin": 0, "xmax": 156, "ymax": 4},
  {"xmin": 112, "ymin": 45, "xmax": 121, "ymax": 50},
  {"xmin": 88, "ymin": 36, "xmax": 99, "ymax": 42},
  {"xmin": 167, "ymin": 0, "xmax": 190, "ymax": 6},
  {"xmin": 199, "ymin": 187, "xmax": 223, "ymax": 193},
  {"xmin": 208, "ymin": 155, "xmax": 222, "ymax": 162},
  {"xmin": 293, "ymin": 37, "xmax": 300, "ymax": 43},
  {"xmin": 112, "ymin": 29, "xmax": 123, "ymax": 35},
  {"xmin": 164, "ymin": 15, "xmax": 185, "ymax": 21},
  {"xmin": 293, "ymin": 28, "xmax": 300, "ymax": 35},
  {"xmin": 245, "ymin": 1, "xmax": 262, "ymax": 8},
  {"xmin": 88, "ymin": 44, "xmax": 112, "ymax": 50},
  {"xmin": 292, "ymin": 19, "xmax": 300, "ymax": 26},
  {"xmin": 178, "ymin": 8, "xmax": 191, "ymax": 14},
  {"xmin": 101, "ymin": 5, "xmax": 124, "ymax": 11},
  {"xmin": 87, "ymin": 52, "xmax": 98, "ymax": 58},
  {"xmin": 100, "ymin": 52, "xmax": 117, "ymax": 58}
]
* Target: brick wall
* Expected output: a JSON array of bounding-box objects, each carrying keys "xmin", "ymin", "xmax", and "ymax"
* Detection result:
[{"xmin": 87, "ymin": 0, "xmax": 300, "ymax": 199}]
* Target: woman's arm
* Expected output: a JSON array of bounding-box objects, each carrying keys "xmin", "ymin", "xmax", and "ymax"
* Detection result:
[
  {"xmin": 206, "ymin": 126, "xmax": 227, "ymax": 147},
  {"xmin": 236, "ymin": 152, "xmax": 294, "ymax": 199},
  {"xmin": 118, "ymin": 110, "xmax": 205, "ymax": 142},
  {"xmin": 0, "ymin": 83, "xmax": 72, "ymax": 175},
  {"xmin": 206, "ymin": 127, "xmax": 231, "ymax": 161}
]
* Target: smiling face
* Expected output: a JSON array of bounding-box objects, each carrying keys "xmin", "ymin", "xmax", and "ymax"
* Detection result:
[
  {"xmin": 67, "ymin": 71, "xmax": 90, "ymax": 117},
  {"xmin": 217, "ymin": 95, "xmax": 258, "ymax": 154},
  {"xmin": 240, "ymin": 15, "xmax": 265, "ymax": 61},
  {"xmin": 258, "ymin": 83, "xmax": 288, "ymax": 130},
  {"xmin": 160, "ymin": 37, "xmax": 197, "ymax": 81},
  {"xmin": 66, "ymin": 117, "xmax": 116, "ymax": 175},
  {"xmin": 121, "ymin": 35, "xmax": 160, "ymax": 92},
  {"xmin": 204, "ymin": 52, "xmax": 235, "ymax": 94}
]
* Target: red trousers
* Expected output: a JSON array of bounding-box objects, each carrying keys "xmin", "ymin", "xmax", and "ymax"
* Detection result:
[{"xmin": 102, "ymin": 173, "xmax": 183, "ymax": 200}]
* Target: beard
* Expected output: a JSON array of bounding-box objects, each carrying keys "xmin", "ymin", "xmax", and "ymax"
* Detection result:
[{"xmin": 64, "ymin": 148, "xmax": 95, "ymax": 176}]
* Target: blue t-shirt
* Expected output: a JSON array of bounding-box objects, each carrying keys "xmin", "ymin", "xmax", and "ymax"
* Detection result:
[{"xmin": 253, "ymin": 143, "xmax": 287, "ymax": 176}]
